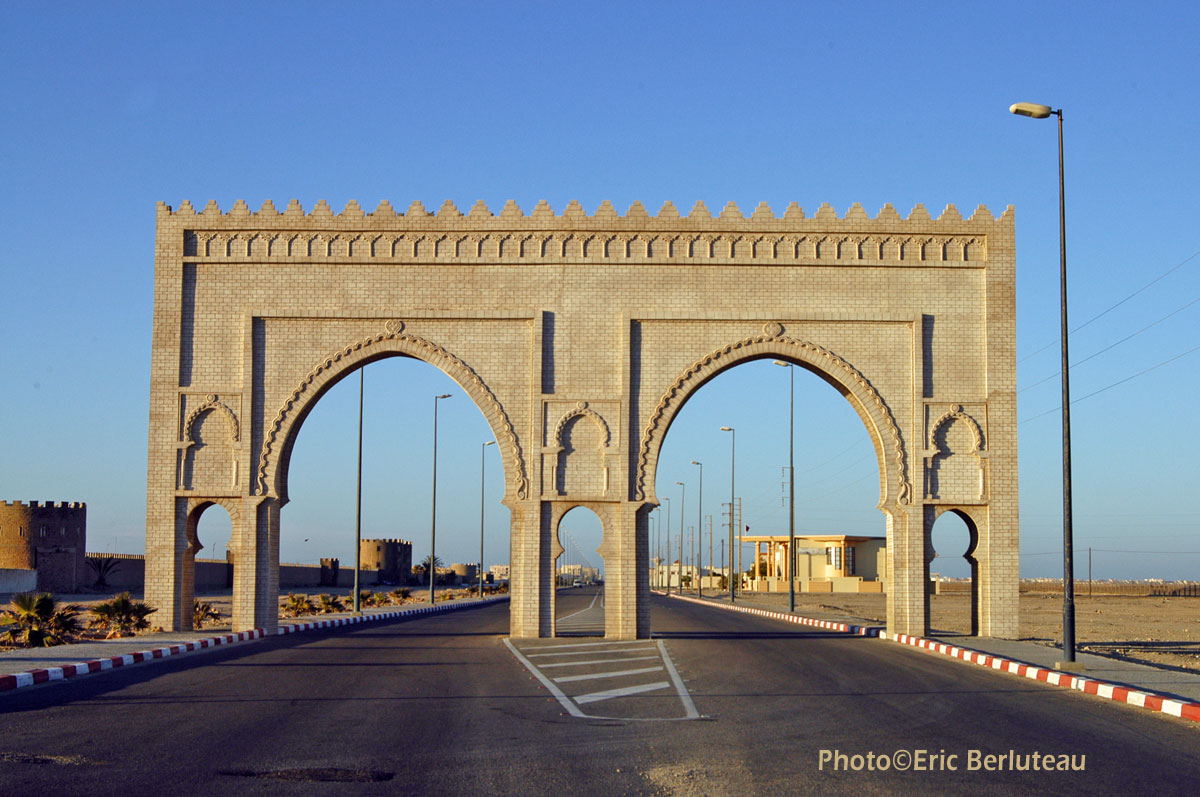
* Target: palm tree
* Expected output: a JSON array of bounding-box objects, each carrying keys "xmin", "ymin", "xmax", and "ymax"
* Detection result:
[
  {"xmin": 89, "ymin": 592, "xmax": 157, "ymax": 638},
  {"xmin": 193, "ymin": 600, "xmax": 222, "ymax": 628},
  {"xmin": 85, "ymin": 555, "xmax": 122, "ymax": 589},
  {"xmin": 1, "ymin": 592, "xmax": 83, "ymax": 647},
  {"xmin": 420, "ymin": 555, "xmax": 445, "ymax": 585}
]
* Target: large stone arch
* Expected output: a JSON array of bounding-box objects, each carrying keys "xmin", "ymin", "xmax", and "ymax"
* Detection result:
[
  {"xmin": 146, "ymin": 197, "xmax": 1017, "ymax": 640},
  {"xmin": 635, "ymin": 324, "xmax": 911, "ymax": 512},
  {"xmin": 255, "ymin": 322, "xmax": 528, "ymax": 506}
]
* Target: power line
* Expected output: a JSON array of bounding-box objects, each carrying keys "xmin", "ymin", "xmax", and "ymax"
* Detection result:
[
  {"xmin": 1020, "ymin": 342, "xmax": 1200, "ymax": 423},
  {"xmin": 1020, "ymin": 292, "xmax": 1200, "ymax": 393},
  {"xmin": 1019, "ymin": 245, "xmax": 1200, "ymax": 364}
]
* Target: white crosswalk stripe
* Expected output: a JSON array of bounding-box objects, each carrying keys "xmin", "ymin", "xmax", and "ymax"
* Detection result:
[{"xmin": 504, "ymin": 638, "xmax": 701, "ymax": 721}]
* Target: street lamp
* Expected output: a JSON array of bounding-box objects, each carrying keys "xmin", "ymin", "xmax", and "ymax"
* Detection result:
[
  {"xmin": 1010, "ymin": 101, "xmax": 1076, "ymax": 667},
  {"xmin": 774, "ymin": 360, "xmax": 797, "ymax": 614},
  {"xmin": 479, "ymin": 440, "xmax": 495, "ymax": 599},
  {"xmin": 690, "ymin": 460, "xmax": 703, "ymax": 597},
  {"xmin": 663, "ymin": 495, "xmax": 671, "ymax": 592},
  {"xmin": 675, "ymin": 481, "xmax": 686, "ymax": 595},
  {"xmin": 429, "ymin": 393, "xmax": 452, "ymax": 606},
  {"xmin": 353, "ymin": 367, "xmax": 365, "ymax": 614},
  {"xmin": 721, "ymin": 426, "xmax": 735, "ymax": 603},
  {"xmin": 653, "ymin": 507, "xmax": 661, "ymax": 589}
]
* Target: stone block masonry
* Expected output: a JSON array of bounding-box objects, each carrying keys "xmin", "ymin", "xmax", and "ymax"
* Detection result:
[
  {"xmin": 0, "ymin": 501, "xmax": 86, "ymax": 592},
  {"xmin": 146, "ymin": 198, "xmax": 1017, "ymax": 640}
]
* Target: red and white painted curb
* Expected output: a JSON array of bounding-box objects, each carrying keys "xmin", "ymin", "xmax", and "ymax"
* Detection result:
[
  {"xmin": 0, "ymin": 629, "xmax": 266, "ymax": 692},
  {"xmin": 0, "ymin": 595, "xmax": 509, "ymax": 694},
  {"xmin": 656, "ymin": 590, "xmax": 1200, "ymax": 725},
  {"xmin": 881, "ymin": 631, "xmax": 1200, "ymax": 724},
  {"xmin": 276, "ymin": 596, "xmax": 507, "ymax": 634},
  {"xmin": 657, "ymin": 590, "xmax": 882, "ymax": 637}
]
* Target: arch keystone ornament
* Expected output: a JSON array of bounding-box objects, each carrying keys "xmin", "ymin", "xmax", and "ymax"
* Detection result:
[{"xmin": 147, "ymin": 197, "xmax": 1018, "ymax": 640}]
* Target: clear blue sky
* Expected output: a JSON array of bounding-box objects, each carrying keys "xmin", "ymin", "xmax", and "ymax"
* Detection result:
[{"xmin": 2, "ymin": 2, "xmax": 1198, "ymax": 581}]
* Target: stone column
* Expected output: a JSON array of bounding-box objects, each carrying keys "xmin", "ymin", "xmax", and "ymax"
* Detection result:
[
  {"xmin": 146, "ymin": 498, "xmax": 188, "ymax": 631},
  {"xmin": 508, "ymin": 500, "xmax": 547, "ymax": 638},
  {"xmin": 231, "ymin": 497, "xmax": 279, "ymax": 633},
  {"xmin": 602, "ymin": 502, "xmax": 646, "ymax": 639},
  {"xmin": 886, "ymin": 505, "xmax": 928, "ymax": 636}
]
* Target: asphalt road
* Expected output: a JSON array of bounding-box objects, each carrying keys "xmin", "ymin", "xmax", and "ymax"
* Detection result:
[{"xmin": 1, "ymin": 588, "xmax": 1197, "ymax": 795}]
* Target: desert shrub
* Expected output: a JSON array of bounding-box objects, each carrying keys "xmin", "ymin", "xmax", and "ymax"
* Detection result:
[
  {"xmin": 281, "ymin": 593, "xmax": 315, "ymax": 618},
  {"xmin": 89, "ymin": 592, "xmax": 156, "ymax": 639},
  {"xmin": 194, "ymin": 600, "xmax": 222, "ymax": 628},
  {"xmin": 2, "ymin": 592, "xmax": 82, "ymax": 647},
  {"xmin": 316, "ymin": 594, "xmax": 345, "ymax": 614}
]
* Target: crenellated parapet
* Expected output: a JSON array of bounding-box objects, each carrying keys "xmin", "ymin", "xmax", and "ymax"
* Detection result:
[
  {"xmin": 162, "ymin": 199, "xmax": 1011, "ymax": 267},
  {"xmin": 3, "ymin": 500, "xmax": 87, "ymax": 509}
]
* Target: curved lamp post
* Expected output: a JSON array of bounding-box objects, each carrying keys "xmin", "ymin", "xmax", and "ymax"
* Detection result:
[
  {"xmin": 675, "ymin": 481, "xmax": 686, "ymax": 595},
  {"xmin": 429, "ymin": 393, "xmax": 452, "ymax": 605},
  {"xmin": 663, "ymin": 495, "xmax": 671, "ymax": 592},
  {"xmin": 773, "ymin": 360, "xmax": 797, "ymax": 613},
  {"xmin": 721, "ymin": 426, "xmax": 735, "ymax": 603},
  {"xmin": 690, "ymin": 460, "xmax": 703, "ymax": 597},
  {"xmin": 479, "ymin": 439, "xmax": 495, "ymax": 599},
  {"xmin": 1010, "ymin": 100, "xmax": 1075, "ymax": 666},
  {"xmin": 353, "ymin": 367, "xmax": 365, "ymax": 613}
]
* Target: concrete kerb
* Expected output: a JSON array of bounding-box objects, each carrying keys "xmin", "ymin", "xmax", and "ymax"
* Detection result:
[
  {"xmin": 881, "ymin": 631, "xmax": 1200, "ymax": 725},
  {"xmin": 658, "ymin": 590, "xmax": 1200, "ymax": 725},
  {"xmin": 657, "ymin": 591, "xmax": 880, "ymax": 636},
  {"xmin": 0, "ymin": 595, "xmax": 509, "ymax": 694}
]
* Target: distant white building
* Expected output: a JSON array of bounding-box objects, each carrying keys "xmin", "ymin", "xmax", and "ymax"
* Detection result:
[{"xmin": 489, "ymin": 564, "xmax": 510, "ymax": 581}]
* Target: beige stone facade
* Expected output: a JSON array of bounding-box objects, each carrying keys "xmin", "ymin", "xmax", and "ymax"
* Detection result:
[{"xmin": 146, "ymin": 198, "xmax": 1018, "ymax": 639}]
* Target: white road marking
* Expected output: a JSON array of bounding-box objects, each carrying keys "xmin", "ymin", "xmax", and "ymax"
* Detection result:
[
  {"xmin": 575, "ymin": 681, "xmax": 672, "ymax": 704},
  {"xmin": 525, "ymin": 640, "xmax": 633, "ymax": 650},
  {"xmin": 503, "ymin": 638, "xmax": 586, "ymax": 718},
  {"xmin": 657, "ymin": 639, "xmax": 701, "ymax": 720},
  {"xmin": 557, "ymin": 589, "xmax": 603, "ymax": 622},
  {"xmin": 525, "ymin": 646, "xmax": 655, "ymax": 657},
  {"xmin": 538, "ymin": 655, "xmax": 661, "ymax": 668},
  {"xmin": 553, "ymin": 666, "xmax": 665, "ymax": 684},
  {"xmin": 504, "ymin": 637, "xmax": 701, "ymax": 721}
]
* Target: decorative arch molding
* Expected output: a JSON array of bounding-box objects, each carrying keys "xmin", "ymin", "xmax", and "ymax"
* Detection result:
[
  {"xmin": 927, "ymin": 404, "xmax": 985, "ymax": 454},
  {"xmin": 183, "ymin": 394, "xmax": 240, "ymax": 447},
  {"xmin": 551, "ymin": 401, "xmax": 611, "ymax": 448},
  {"xmin": 548, "ymin": 501, "xmax": 615, "ymax": 563},
  {"xmin": 255, "ymin": 321, "xmax": 528, "ymax": 501},
  {"xmin": 932, "ymin": 504, "xmax": 984, "ymax": 537},
  {"xmin": 548, "ymin": 402, "xmax": 613, "ymax": 496},
  {"xmin": 184, "ymin": 497, "xmax": 241, "ymax": 556},
  {"xmin": 635, "ymin": 322, "xmax": 912, "ymax": 506}
]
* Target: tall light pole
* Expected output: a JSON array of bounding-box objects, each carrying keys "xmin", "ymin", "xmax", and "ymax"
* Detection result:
[
  {"xmin": 429, "ymin": 393, "xmax": 452, "ymax": 606},
  {"xmin": 774, "ymin": 360, "xmax": 796, "ymax": 613},
  {"xmin": 479, "ymin": 439, "xmax": 495, "ymax": 599},
  {"xmin": 721, "ymin": 426, "xmax": 735, "ymax": 603},
  {"xmin": 663, "ymin": 496, "xmax": 671, "ymax": 592},
  {"xmin": 353, "ymin": 367, "xmax": 365, "ymax": 613},
  {"xmin": 675, "ymin": 481, "xmax": 686, "ymax": 595},
  {"xmin": 1011, "ymin": 101, "xmax": 1076, "ymax": 666},
  {"xmin": 690, "ymin": 460, "xmax": 703, "ymax": 597},
  {"xmin": 657, "ymin": 506, "xmax": 667, "ymax": 588}
]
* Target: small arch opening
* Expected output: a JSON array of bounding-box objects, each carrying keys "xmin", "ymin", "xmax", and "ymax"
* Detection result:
[
  {"xmin": 554, "ymin": 506, "xmax": 604, "ymax": 637},
  {"xmin": 929, "ymin": 509, "xmax": 978, "ymax": 636}
]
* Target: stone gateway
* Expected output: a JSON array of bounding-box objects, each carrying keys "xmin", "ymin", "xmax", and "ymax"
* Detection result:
[{"xmin": 146, "ymin": 198, "xmax": 1018, "ymax": 639}]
